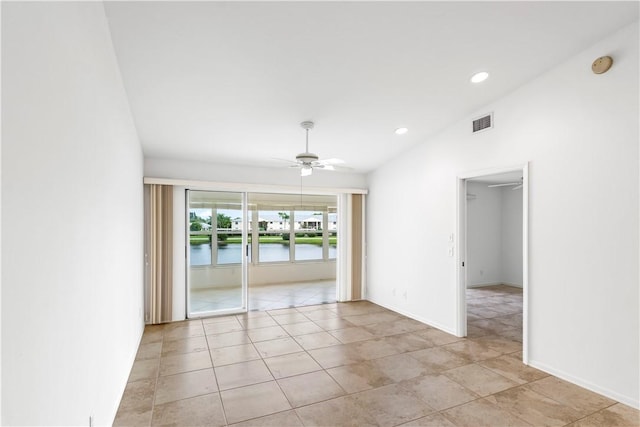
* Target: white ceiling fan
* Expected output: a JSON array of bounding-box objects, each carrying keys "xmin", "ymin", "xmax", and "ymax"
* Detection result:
[
  {"xmin": 488, "ymin": 177, "xmax": 523, "ymax": 190},
  {"xmin": 279, "ymin": 121, "xmax": 347, "ymax": 176}
]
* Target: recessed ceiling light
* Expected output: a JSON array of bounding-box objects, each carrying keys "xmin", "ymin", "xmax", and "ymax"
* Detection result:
[
  {"xmin": 470, "ymin": 71, "xmax": 489, "ymax": 83},
  {"xmin": 395, "ymin": 127, "xmax": 408, "ymax": 135}
]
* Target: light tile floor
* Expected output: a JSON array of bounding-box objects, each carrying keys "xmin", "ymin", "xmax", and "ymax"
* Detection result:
[
  {"xmin": 115, "ymin": 285, "xmax": 640, "ymax": 426},
  {"xmin": 190, "ymin": 280, "xmax": 337, "ymax": 313}
]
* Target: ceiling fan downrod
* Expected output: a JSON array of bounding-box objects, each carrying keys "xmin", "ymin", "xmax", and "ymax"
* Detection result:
[
  {"xmin": 301, "ymin": 121, "xmax": 314, "ymax": 154},
  {"xmin": 296, "ymin": 121, "xmax": 319, "ymax": 164}
]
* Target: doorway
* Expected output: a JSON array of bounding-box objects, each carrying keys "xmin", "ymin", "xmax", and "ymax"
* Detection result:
[
  {"xmin": 187, "ymin": 190, "xmax": 248, "ymax": 317},
  {"xmin": 246, "ymin": 192, "xmax": 338, "ymax": 311},
  {"xmin": 186, "ymin": 190, "xmax": 338, "ymax": 318},
  {"xmin": 457, "ymin": 164, "xmax": 529, "ymax": 363}
]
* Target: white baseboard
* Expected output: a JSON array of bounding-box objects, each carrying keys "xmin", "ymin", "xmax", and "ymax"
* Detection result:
[
  {"xmin": 367, "ymin": 297, "xmax": 637, "ymax": 410},
  {"xmin": 467, "ymin": 282, "xmax": 502, "ymax": 288},
  {"xmin": 366, "ymin": 297, "xmax": 458, "ymax": 336},
  {"xmin": 502, "ymin": 282, "xmax": 523, "ymax": 288},
  {"xmin": 110, "ymin": 321, "xmax": 146, "ymax": 425},
  {"xmin": 528, "ymin": 359, "xmax": 640, "ymax": 410},
  {"xmin": 467, "ymin": 281, "xmax": 523, "ymax": 289}
]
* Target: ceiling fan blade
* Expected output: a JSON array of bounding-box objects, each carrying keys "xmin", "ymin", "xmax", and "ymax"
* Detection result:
[
  {"xmin": 314, "ymin": 164, "xmax": 336, "ymax": 171},
  {"xmin": 326, "ymin": 165, "xmax": 354, "ymax": 172},
  {"xmin": 316, "ymin": 158, "xmax": 345, "ymax": 166},
  {"xmin": 272, "ymin": 157, "xmax": 300, "ymax": 165},
  {"xmin": 311, "ymin": 164, "xmax": 354, "ymax": 173}
]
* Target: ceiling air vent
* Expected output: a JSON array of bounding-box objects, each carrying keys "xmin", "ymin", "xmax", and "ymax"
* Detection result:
[{"xmin": 472, "ymin": 113, "xmax": 493, "ymax": 133}]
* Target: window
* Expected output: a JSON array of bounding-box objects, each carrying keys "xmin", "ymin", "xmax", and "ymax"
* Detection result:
[
  {"xmin": 247, "ymin": 193, "xmax": 337, "ymax": 264},
  {"xmin": 188, "ymin": 192, "xmax": 243, "ymax": 267},
  {"xmin": 216, "ymin": 208, "xmax": 242, "ymax": 265},
  {"xmin": 258, "ymin": 210, "xmax": 290, "ymax": 262},
  {"xmin": 294, "ymin": 210, "xmax": 323, "ymax": 261},
  {"xmin": 189, "ymin": 207, "xmax": 213, "ymax": 266},
  {"xmin": 329, "ymin": 212, "xmax": 337, "ymax": 260}
]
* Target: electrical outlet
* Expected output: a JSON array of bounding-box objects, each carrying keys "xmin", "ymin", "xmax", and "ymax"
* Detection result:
[
  {"xmin": 403, "ymin": 290, "xmax": 407, "ymax": 300},
  {"xmin": 392, "ymin": 288, "xmax": 396, "ymax": 296}
]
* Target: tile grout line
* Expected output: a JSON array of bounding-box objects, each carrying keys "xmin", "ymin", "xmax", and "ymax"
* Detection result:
[
  {"xmin": 282, "ymin": 306, "xmax": 375, "ymax": 424},
  {"xmin": 147, "ymin": 326, "xmax": 164, "ymax": 426},
  {"xmin": 561, "ymin": 401, "xmax": 622, "ymax": 427},
  {"xmin": 234, "ymin": 309, "xmax": 296, "ymax": 425},
  {"xmin": 122, "ymin": 287, "xmax": 629, "ymax": 427},
  {"xmin": 203, "ymin": 320, "xmax": 231, "ymax": 427}
]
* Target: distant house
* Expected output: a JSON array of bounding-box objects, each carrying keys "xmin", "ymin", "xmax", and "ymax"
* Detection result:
[
  {"xmin": 299, "ymin": 216, "xmax": 321, "ymax": 230},
  {"xmin": 231, "ymin": 217, "xmax": 242, "ymax": 230},
  {"xmin": 229, "ymin": 212, "xmax": 338, "ymax": 231},
  {"xmin": 189, "ymin": 221, "xmax": 212, "ymax": 230}
]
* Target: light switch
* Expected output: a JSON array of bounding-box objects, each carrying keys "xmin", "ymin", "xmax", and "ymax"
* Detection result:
[{"xmin": 448, "ymin": 248, "xmax": 454, "ymax": 257}]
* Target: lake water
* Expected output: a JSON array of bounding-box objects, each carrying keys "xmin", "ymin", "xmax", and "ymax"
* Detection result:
[{"xmin": 190, "ymin": 243, "xmax": 337, "ymax": 266}]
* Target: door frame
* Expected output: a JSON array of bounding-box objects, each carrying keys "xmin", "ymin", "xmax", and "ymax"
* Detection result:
[{"xmin": 456, "ymin": 163, "xmax": 530, "ymax": 364}]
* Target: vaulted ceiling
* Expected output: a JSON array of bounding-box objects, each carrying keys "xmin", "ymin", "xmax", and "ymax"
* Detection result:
[{"xmin": 104, "ymin": 1, "xmax": 639, "ymax": 174}]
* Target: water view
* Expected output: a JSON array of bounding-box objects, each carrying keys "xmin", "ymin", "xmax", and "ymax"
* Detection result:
[{"xmin": 190, "ymin": 243, "xmax": 337, "ymax": 266}]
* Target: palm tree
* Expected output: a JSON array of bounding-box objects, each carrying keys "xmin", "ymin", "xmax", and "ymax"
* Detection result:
[{"xmin": 278, "ymin": 212, "xmax": 290, "ymax": 228}]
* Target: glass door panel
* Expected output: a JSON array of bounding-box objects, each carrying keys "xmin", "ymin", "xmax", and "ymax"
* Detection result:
[{"xmin": 187, "ymin": 190, "xmax": 247, "ymax": 317}]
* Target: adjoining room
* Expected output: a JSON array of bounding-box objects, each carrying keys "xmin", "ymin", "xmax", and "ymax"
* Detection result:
[{"xmin": 465, "ymin": 171, "xmax": 524, "ymax": 345}]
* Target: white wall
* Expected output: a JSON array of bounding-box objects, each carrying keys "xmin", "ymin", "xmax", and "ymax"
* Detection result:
[
  {"xmin": 0, "ymin": 4, "xmax": 3, "ymax": 418},
  {"xmin": 145, "ymin": 157, "xmax": 367, "ymax": 189},
  {"xmin": 466, "ymin": 182, "xmax": 523, "ymax": 288},
  {"xmin": 466, "ymin": 183, "xmax": 503, "ymax": 286},
  {"xmin": 191, "ymin": 262, "xmax": 336, "ymax": 289},
  {"xmin": 2, "ymin": 3, "xmax": 144, "ymax": 425},
  {"xmin": 501, "ymin": 186, "xmax": 523, "ymax": 286},
  {"xmin": 366, "ymin": 21, "xmax": 639, "ymax": 407},
  {"xmin": 249, "ymin": 261, "xmax": 336, "ymax": 286}
]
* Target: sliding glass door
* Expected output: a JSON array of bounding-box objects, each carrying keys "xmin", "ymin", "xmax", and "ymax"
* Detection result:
[{"xmin": 187, "ymin": 190, "xmax": 247, "ymax": 317}]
